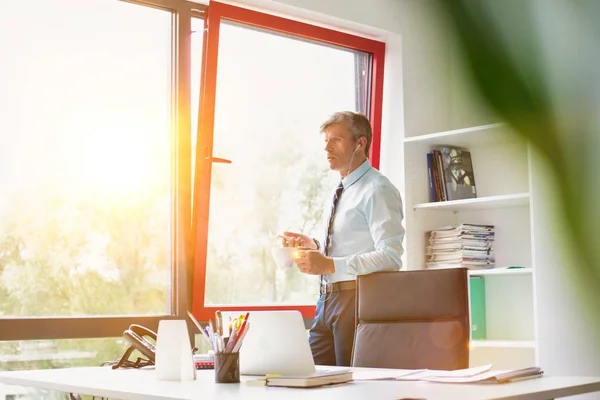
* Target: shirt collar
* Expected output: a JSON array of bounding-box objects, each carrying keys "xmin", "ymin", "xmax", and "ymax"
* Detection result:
[{"xmin": 341, "ymin": 159, "xmax": 371, "ymax": 189}]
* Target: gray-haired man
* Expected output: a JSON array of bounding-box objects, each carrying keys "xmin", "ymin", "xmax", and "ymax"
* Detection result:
[{"xmin": 284, "ymin": 111, "xmax": 405, "ymax": 366}]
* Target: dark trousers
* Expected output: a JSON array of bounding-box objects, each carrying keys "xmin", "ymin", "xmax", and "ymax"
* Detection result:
[{"xmin": 308, "ymin": 289, "xmax": 356, "ymax": 366}]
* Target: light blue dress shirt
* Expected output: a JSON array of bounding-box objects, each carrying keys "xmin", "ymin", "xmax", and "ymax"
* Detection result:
[{"xmin": 323, "ymin": 159, "xmax": 405, "ymax": 283}]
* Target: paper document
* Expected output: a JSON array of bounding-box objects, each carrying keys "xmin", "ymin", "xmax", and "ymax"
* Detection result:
[
  {"xmin": 351, "ymin": 365, "xmax": 542, "ymax": 384},
  {"xmin": 352, "ymin": 369, "xmax": 426, "ymax": 381},
  {"xmin": 395, "ymin": 364, "xmax": 492, "ymax": 381},
  {"xmin": 420, "ymin": 367, "xmax": 543, "ymax": 384}
]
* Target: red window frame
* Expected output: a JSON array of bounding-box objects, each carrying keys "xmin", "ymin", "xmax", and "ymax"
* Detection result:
[{"xmin": 191, "ymin": 1, "xmax": 385, "ymax": 321}]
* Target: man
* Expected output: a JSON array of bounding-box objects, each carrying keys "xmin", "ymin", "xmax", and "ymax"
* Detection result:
[{"xmin": 283, "ymin": 111, "xmax": 405, "ymax": 367}]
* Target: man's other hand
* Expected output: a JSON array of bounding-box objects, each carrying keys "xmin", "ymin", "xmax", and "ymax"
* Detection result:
[
  {"xmin": 281, "ymin": 231, "xmax": 317, "ymax": 249},
  {"xmin": 294, "ymin": 248, "xmax": 335, "ymax": 275}
]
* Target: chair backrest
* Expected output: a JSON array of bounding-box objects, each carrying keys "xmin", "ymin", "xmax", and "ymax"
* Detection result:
[{"xmin": 352, "ymin": 268, "xmax": 469, "ymax": 370}]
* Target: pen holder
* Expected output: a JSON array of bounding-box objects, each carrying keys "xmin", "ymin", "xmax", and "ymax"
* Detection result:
[{"xmin": 214, "ymin": 352, "xmax": 240, "ymax": 383}]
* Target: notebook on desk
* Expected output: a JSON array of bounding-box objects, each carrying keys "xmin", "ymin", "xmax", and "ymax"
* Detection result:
[
  {"xmin": 265, "ymin": 369, "xmax": 353, "ymax": 388},
  {"xmin": 239, "ymin": 310, "xmax": 351, "ymax": 379}
]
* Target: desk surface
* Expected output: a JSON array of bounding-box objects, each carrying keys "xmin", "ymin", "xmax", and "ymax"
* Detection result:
[{"xmin": 1, "ymin": 366, "xmax": 600, "ymax": 400}]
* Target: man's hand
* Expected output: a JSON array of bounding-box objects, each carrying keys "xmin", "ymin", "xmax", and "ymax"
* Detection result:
[
  {"xmin": 293, "ymin": 248, "xmax": 335, "ymax": 275},
  {"xmin": 281, "ymin": 231, "xmax": 317, "ymax": 249}
]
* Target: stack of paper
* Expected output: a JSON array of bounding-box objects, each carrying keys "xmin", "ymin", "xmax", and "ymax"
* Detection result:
[
  {"xmin": 353, "ymin": 364, "xmax": 543, "ymax": 384},
  {"xmin": 426, "ymin": 224, "xmax": 495, "ymax": 270},
  {"xmin": 352, "ymin": 369, "xmax": 427, "ymax": 381},
  {"xmin": 420, "ymin": 367, "xmax": 543, "ymax": 384},
  {"xmin": 393, "ymin": 364, "xmax": 493, "ymax": 381}
]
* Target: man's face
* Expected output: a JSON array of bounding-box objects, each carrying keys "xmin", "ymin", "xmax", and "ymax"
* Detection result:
[{"xmin": 323, "ymin": 123, "xmax": 357, "ymax": 173}]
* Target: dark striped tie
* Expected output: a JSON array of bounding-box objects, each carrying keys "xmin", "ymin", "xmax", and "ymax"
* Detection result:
[
  {"xmin": 324, "ymin": 181, "xmax": 344, "ymax": 256},
  {"xmin": 320, "ymin": 181, "xmax": 344, "ymax": 295}
]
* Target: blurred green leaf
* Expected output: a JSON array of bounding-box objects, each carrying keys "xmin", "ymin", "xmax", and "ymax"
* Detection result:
[{"xmin": 439, "ymin": 0, "xmax": 600, "ymax": 284}]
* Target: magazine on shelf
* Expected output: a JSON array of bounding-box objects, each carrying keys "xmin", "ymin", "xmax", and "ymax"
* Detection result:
[
  {"xmin": 427, "ymin": 147, "xmax": 478, "ymax": 202},
  {"xmin": 439, "ymin": 146, "xmax": 477, "ymax": 201},
  {"xmin": 426, "ymin": 224, "xmax": 496, "ymax": 270}
]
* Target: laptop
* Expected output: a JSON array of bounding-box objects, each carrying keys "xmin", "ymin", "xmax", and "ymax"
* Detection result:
[{"xmin": 239, "ymin": 310, "xmax": 345, "ymax": 376}]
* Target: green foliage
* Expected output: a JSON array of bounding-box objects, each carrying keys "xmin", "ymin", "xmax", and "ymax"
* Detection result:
[
  {"xmin": 0, "ymin": 185, "xmax": 169, "ymax": 317},
  {"xmin": 204, "ymin": 134, "xmax": 327, "ymax": 305}
]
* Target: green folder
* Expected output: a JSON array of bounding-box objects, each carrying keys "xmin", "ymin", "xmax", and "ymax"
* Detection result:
[{"xmin": 469, "ymin": 277, "xmax": 487, "ymax": 340}]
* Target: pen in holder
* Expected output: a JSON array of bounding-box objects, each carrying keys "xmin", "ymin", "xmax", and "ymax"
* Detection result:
[
  {"xmin": 202, "ymin": 311, "xmax": 250, "ymax": 383},
  {"xmin": 214, "ymin": 352, "xmax": 240, "ymax": 383}
]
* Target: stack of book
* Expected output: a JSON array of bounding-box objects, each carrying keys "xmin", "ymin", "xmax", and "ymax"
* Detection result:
[
  {"xmin": 426, "ymin": 224, "xmax": 495, "ymax": 270},
  {"xmin": 427, "ymin": 146, "xmax": 477, "ymax": 202}
]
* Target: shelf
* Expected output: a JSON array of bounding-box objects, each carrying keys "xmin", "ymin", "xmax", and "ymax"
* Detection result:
[
  {"xmin": 470, "ymin": 340, "xmax": 535, "ymax": 349},
  {"xmin": 404, "ymin": 123, "xmax": 513, "ymax": 148},
  {"xmin": 469, "ymin": 268, "xmax": 533, "ymax": 277},
  {"xmin": 413, "ymin": 193, "xmax": 530, "ymax": 211}
]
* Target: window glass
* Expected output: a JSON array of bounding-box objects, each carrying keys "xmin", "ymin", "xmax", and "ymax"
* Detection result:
[
  {"xmin": 191, "ymin": 17, "xmax": 205, "ymax": 191},
  {"xmin": 0, "ymin": 337, "xmax": 126, "ymax": 398},
  {"xmin": 204, "ymin": 22, "xmax": 372, "ymax": 306},
  {"xmin": 0, "ymin": 0, "xmax": 173, "ymax": 316}
]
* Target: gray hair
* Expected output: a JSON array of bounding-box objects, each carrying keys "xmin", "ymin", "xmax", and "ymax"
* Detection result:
[{"xmin": 320, "ymin": 111, "xmax": 372, "ymax": 157}]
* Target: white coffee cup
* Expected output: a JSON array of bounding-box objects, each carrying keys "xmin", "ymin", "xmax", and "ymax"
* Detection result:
[{"xmin": 271, "ymin": 247, "xmax": 298, "ymax": 270}]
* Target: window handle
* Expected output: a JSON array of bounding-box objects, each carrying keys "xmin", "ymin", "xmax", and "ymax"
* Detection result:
[
  {"xmin": 202, "ymin": 146, "xmax": 232, "ymax": 163},
  {"xmin": 208, "ymin": 157, "xmax": 232, "ymax": 164}
]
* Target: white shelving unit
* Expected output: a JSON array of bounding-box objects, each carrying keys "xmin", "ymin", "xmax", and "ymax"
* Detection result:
[
  {"xmin": 414, "ymin": 193, "xmax": 530, "ymax": 211},
  {"xmin": 402, "ymin": 122, "xmax": 538, "ymax": 370},
  {"xmin": 468, "ymin": 267, "xmax": 533, "ymax": 277},
  {"xmin": 470, "ymin": 340, "xmax": 535, "ymax": 349}
]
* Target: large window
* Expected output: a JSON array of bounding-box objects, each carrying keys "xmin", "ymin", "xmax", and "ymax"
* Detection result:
[
  {"xmin": 192, "ymin": 3, "xmax": 385, "ymax": 319},
  {"xmin": 0, "ymin": 0, "xmax": 199, "ymax": 342},
  {"xmin": 0, "ymin": 0, "xmax": 173, "ymax": 318},
  {"xmin": 0, "ymin": 0, "xmax": 384, "ymax": 346}
]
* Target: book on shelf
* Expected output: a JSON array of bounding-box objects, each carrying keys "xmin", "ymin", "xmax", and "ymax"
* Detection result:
[
  {"xmin": 426, "ymin": 224, "xmax": 495, "ymax": 270},
  {"xmin": 264, "ymin": 369, "xmax": 353, "ymax": 388},
  {"xmin": 427, "ymin": 146, "xmax": 477, "ymax": 202}
]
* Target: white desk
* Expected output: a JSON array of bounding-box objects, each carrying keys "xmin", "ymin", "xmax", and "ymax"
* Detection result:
[{"xmin": 0, "ymin": 367, "xmax": 600, "ymax": 400}]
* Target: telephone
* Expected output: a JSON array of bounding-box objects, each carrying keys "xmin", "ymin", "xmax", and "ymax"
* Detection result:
[
  {"xmin": 111, "ymin": 324, "xmax": 157, "ymax": 369},
  {"xmin": 109, "ymin": 323, "xmax": 198, "ymax": 370},
  {"xmin": 124, "ymin": 324, "xmax": 157, "ymax": 362}
]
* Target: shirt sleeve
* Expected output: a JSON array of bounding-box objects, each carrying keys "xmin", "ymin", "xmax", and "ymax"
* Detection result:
[{"xmin": 332, "ymin": 182, "xmax": 405, "ymax": 275}]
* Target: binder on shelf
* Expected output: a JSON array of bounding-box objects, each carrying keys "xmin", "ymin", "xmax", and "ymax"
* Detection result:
[{"xmin": 470, "ymin": 276, "xmax": 487, "ymax": 340}]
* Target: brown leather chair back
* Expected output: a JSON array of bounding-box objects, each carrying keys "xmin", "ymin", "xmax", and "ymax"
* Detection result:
[{"xmin": 352, "ymin": 268, "xmax": 469, "ymax": 370}]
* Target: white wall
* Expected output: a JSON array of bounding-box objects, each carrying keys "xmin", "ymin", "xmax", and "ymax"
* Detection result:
[
  {"xmin": 531, "ymin": 152, "xmax": 600, "ymax": 398},
  {"xmin": 265, "ymin": 0, "xmax": 455, "ymax": 134},
  {"xmin": 268, "ymin": 0, "xmax": 407, "ymax": 33}
]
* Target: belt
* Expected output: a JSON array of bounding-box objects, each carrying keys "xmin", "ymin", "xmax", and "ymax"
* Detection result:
[{"xmin": 320, "ymin": 280, "xmax": 356, "ymax": 295}]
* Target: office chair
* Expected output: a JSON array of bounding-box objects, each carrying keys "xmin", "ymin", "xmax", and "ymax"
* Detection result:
[{"xmin": 351, "ymin": 268, "xmax": 470, "ymax": 370}]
